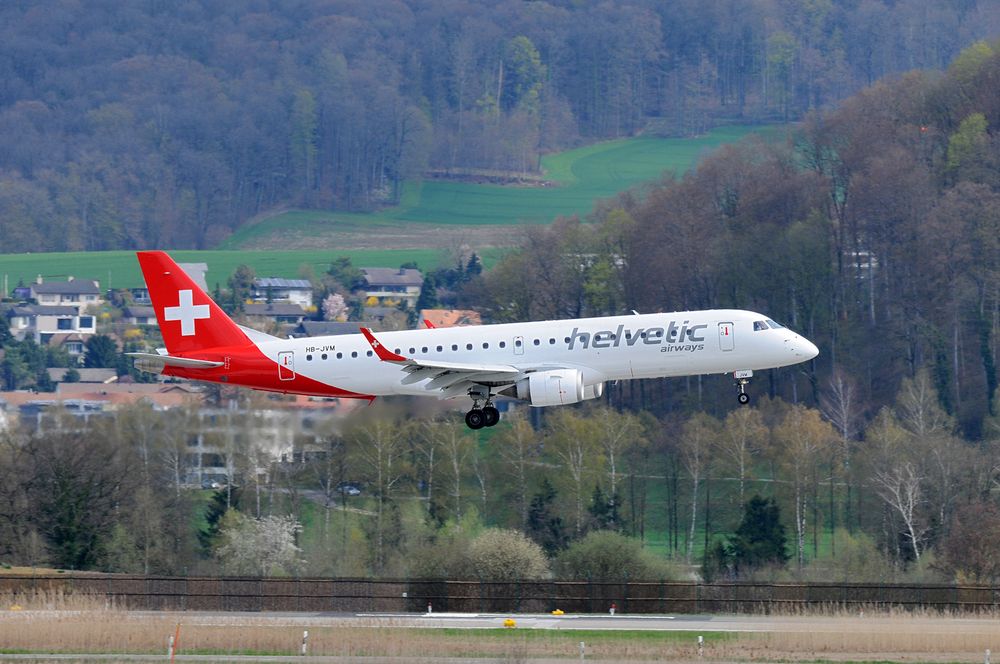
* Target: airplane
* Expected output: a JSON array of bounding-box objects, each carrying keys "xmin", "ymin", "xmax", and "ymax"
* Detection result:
[{"xmin": 129, "ymin": 251, "xmax": 819, "ymax": 429}]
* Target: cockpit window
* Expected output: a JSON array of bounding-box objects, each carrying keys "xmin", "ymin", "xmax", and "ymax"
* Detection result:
[
  {"xmin": 754, "ymin": 321, "xmax": 769, "ymax": 331},
  {"xmin": 766, "ymin": 319, "xmax": 785, "ymax": 329}
]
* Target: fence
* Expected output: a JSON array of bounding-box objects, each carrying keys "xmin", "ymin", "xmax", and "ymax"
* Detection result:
[{"xmin": 3, "ymin": 574, "xmax": 1000, "ymax": 613}]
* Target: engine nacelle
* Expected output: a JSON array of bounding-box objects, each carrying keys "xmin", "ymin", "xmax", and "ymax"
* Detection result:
[
  {"xmin": 583, "ymin": 382, "xmax": 604, "ymax": 401},
  {"xmin": 515, "ymin": 369, "xmax": 585, "ymax": 407}
]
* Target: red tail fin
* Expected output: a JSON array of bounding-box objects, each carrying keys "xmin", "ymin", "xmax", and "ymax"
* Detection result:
[{"xmin": 137, "ymin": 251, "xmax": 250, "ymax": 354}]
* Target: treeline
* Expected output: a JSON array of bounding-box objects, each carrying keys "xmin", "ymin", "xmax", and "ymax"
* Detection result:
[
  {"xmin": 3, "ymin": 378, "xmax": 999, "ymax": 583},
  {"xmin": 472, "ymin": 41, "xmax": 1000, "ymax": 436},
  {"xmin": 1, "ymin": 0, "xmax": 998, "ymax": 251}
]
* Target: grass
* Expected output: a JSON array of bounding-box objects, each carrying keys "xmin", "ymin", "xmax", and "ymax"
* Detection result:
[
  {"xmin": 219, "ymin": 125, "xmax": 766, "ymax": 250},
  {"xmin": 0, "ymin": 126, "xmax": 769, "ymax": 289},
  {"xmin": 0, "ymin": 247, "xmax": 506, "ymax": 291},
  {"xmin": 6, "ymin": 598, "xmax": 1000, "ymax": 662}
]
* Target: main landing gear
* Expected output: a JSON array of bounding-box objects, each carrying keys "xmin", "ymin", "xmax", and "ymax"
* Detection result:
[
  {"xmin": 465, "ymin": 388, "xmax": 500, "ymax": 430},
  {"xmin": 734, "ymin": 370, "xmax": 753, "ymax": 405}
]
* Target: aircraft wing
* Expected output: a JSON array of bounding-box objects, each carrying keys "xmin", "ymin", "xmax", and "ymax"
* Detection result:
[{"xmin": 360, "ymin": 327, "xmax": 522, "ymax": 395}]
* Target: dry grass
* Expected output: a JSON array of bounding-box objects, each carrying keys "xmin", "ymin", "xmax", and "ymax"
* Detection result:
[{"xmin": 4, "ymin": 591, "xmax": 1000, "ymax": 662}]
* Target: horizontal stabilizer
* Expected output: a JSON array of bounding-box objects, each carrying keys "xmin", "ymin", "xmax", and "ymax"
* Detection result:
[{"xmin": 127, "ymin": 352, "xmax": 225, "ymax": 370}]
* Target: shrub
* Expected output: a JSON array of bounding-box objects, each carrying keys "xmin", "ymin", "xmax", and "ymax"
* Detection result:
[
  {"xmin": 461, "ymin": 528, "xmax": 550, "ymax": 581},
  {"xmin": 554, "ymin": 530, "xmax": 672, "ymax": 581}
]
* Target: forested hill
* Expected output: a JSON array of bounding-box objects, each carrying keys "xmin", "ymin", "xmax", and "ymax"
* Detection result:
[
  {"xmin": 474, "ymin": 41, "xmax": 1000, "ymax": 436},
  {"xmin": 1, "ymin": 1, "xmax": 998, "ymax": 253}
]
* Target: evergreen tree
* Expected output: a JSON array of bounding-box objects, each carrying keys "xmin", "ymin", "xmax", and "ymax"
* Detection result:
[
  {"xmin": 83, "ymin": 334, "xmax": 118, "ymax": 368},
  {"xmin": 729, "ymin": 495, "xmax": 789, "ymax": 575},
  {"xmin": 526, "ymin": 477, "xmax": 568, "ymax": 554},
  {"xmin": 588, "ymin": 484, "xmax": 620, "ymax": 531},
  {"xmin": 415, "ymin": 275, "xmax": 438, "ymax": 311}
]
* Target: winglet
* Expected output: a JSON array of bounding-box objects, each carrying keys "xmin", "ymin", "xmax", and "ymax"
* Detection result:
[
  {"xmin": 360, "ymin": 327, "xmax": 408, "ymax": 362},
  {"xmin": 423, "ymin": 318, "xmax": 436, "ymax": 329}
]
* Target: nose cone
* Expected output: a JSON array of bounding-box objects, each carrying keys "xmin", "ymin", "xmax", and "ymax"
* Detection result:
[{"xmin": 786, "ymin": 334, "xmax": 819, "ymax": 361}]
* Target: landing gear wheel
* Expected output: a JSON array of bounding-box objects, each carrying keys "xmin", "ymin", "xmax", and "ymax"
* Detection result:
[
  {"xmin": 737, "ymin": 392, "xmax": 750, "ymax": 405},
  {"xmin": 465, "ymin": 408, "xmax": 486, "ymax": 430},
  {"xmin": 482, "ymin": 406, "xmax": 500, "ymax": 427}
]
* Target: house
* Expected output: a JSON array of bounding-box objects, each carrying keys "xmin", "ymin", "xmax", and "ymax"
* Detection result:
[
  {"xmin": 360, "ymin": 267, "xmax": 423, "ymax": 307},
  {"xmin": 28, "ymin": 277, "xmax": 103, "ymax": 311},
  {"xmin": 293, "ymin": 321, "xmax": 364, "ymax": 337},
  {"xmin": 252, "ymin": 278, "xmax": 313, "ymax": 308},
  {"xmin": 45, "ymin": 367, "xmax": 118, "ymax": 384},
  {"xmin": 123, "ymin": 306, "xmax": 158, "ymax": 326},
  {"xmin": 421, "ymin": 309, "xmax": 482, "ymax": 328},
  {"xmin": 243, "ymin": 303, "xmax": 308, "ymax": 326},
  {"xmin": 5, "ymin": 305, "xmax": 97, "ymax": 344}
]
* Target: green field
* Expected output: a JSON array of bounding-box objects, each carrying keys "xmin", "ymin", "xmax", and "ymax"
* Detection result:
[
  {"xmin": 1, "ymin": 126, "xmax": 769, "ymax": 289},
  {"xmin": 219, "ymin": 125, "xmax": 766, "ymax": 248},
  {"xmin": 0, "ymin": 248, "xmax": 508, "ymax": 292}
]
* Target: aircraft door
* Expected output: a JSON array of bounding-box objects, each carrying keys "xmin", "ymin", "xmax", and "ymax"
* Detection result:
[
  {"xmin": 718, "ymin": 323, "xmax": 735, "ymax": 351},
  {"xmin": 513, "ymin": 336, "xmax": 524, "ymax": 355},
  {"xmin": 277, "ymin": 351, "xmax": 295, "ymax": 380}
]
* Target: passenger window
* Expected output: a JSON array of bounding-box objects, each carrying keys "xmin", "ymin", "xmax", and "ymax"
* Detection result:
[
  {"xmin": 306, "ymin": 354, "xmax": 313, "ymax": 361},
  {"xmin": 452, "ymin": 344, "xmax": 458, "ymax": 351},
  {"xmin": 366, "ymin": 350, "xmax": 373, "ymax": 357},
  {"xmin": 336, "ymin": 352, "xmax": 343, "ymax": 359},
  {"xmin": 351, "ymin": 351, "xmax": 358, "ymax": 358},
  {"xmin": 466, "ymin": 343, "xmax": 473, "ymax": 350},
  {"xmin": 499, "ymin": 341, "xmax": 506, "ymax": 348},
  {"xmin": 421, "ymin": 347, "xmax": 428, "ymax": 353},
  {"xmin": 483, "ymin": 343, "xmax": 489, "ymax": 349},
  {"xmin": 321, "ymin": 354, "xmax": 328, "ymax": 360}
]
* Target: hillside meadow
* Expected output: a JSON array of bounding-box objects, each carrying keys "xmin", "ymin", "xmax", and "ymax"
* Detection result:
[{"xmin": 1, "ymin": 127, "xmax": 765, "ymax": 289}]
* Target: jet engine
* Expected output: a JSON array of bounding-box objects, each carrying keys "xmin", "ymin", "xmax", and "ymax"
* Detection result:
[{"xmin": 512, "ymin": 369, "xmax": 585, "ymax": 407}]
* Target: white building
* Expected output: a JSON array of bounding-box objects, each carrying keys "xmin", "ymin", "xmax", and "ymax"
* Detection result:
[{"xmin": 252, "ymin": 278, "xmax": 314, "ymax": 308}]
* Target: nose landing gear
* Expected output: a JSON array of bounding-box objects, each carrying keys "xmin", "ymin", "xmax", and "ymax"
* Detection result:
[
  {"xmin": 465, "ymin": 388, "xmax": 501, "ymax": 430},
  {"xmin": 734, "ymin": 370, "xmax": 753, "ymax": 405}
]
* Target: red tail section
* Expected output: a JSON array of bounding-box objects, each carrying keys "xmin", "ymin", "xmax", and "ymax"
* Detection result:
[{"xmin": 137, "ymin": 251, "xmax": 250, "ymax": 355}]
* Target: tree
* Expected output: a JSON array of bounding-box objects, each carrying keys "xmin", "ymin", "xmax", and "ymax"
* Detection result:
[
  {"xmin": 352, "ymin": 417, "xmax": 408, "ymax": 573},
  {"xmin": 717, "ymin": 407, "xmax": 766, "ymax": 505},
  {"xmin": 494, "ymin": 413, "xmax": 539, "ymax": 529},
  {"xmin": 214, "ymin": 511, "xmax": 303, "ymax": 577},
  {"xmin": 546, "ymin": 409, "xmax": 601, "ymax": 537},
  {"xmin": 938, "ymin": 502, "xmax": 1000, "ymax": 583},
  {"xmin": 728, "ymin": 495, "xmax": 789, "ymax": 575},
  {"xmin": 772, "ymin": 405, "xmax": 835, "ymax": 566},
  {"xmin": 322, "ymin": 293, "xmax": 347, "ymax": 322},
  {"xmin": 526, "ymin": 477, "xmax": 567, "ymax": 555},
  {"xmin": 226, "ymin": 264, "xmax": 256, "ymax": 313},
  {"xmin": 83, "ymin": 334, "xmax": 118, "ymax": 368},
  {"xmin": 677, "ymin": 412, "xmax": 718, "ymax": 563}
]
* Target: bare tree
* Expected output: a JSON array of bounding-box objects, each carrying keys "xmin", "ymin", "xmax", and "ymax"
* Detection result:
[
  {"xmin": 773, "ymin": 405, "xmax": 836, "ymax": 567},
  {"xmin": 352, "ymin": 418, "xmax": 408, "ymax": 572},
  {"xmin": 546, "ymin": 410, "xmax": 601, "ymax": 537},
  {"xmin": 678, "ymin": 413, "xmax": 718, "ymax": 563},
  {"xmin": 593, "ymin": 406, "xmax": 645, "ymax": 528},
  {"xmin": 717, "ymin": 407, "xmax": 766, "ymax": 505},
  {"xmin": 872, "ymin": 461, "xmax": 926, "ymax": 561},
  {"xmin": 896, "ymin": 369, "xmax": 954, "ymax": 438},
  {"xmin": 494, "ymin": 412, "xmax": 539, "ymax": 529}
]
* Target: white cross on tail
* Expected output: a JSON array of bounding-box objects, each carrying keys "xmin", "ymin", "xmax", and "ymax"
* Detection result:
[{"xmin": 164, "ymin": 289, "xmax": 210, "ymax": 336}]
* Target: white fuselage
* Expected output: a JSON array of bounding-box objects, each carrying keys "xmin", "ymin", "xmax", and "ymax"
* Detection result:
[{"xmin": 255, "ymin": 309, "xmax": 816, "ymax": 398}]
